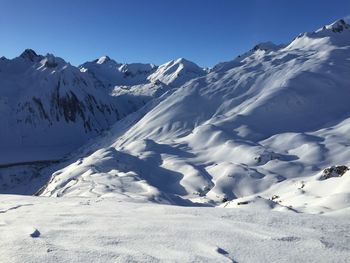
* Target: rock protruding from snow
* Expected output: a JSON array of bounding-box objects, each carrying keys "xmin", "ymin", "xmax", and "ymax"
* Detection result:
[
  {"xmin": 30, "ymin": 228, "xmax": 41, "ymax": 238},
  {"xmin": 250, "ymin": 41, "xmax": 284, "ymax": 52},
  {"xmin": 321, "ymin": 165, "xmax": 349, "ymax": 180},
  {"xmin": 118, "ymin": 63, "xmax": 156, "ymax": 77},
  {"xmin": 288, "ymin": 19, "xmax": 350, "ymax": 50}
]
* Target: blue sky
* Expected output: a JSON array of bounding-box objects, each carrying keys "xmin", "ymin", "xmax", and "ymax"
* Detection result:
[{"xmin": 0, "ymin": 0, "xmax": 349, "ymax": 67}]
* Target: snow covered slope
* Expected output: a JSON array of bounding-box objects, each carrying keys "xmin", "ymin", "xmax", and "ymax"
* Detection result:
[
  {"xmin": 1, "ymin": 194, "xmax": 349, "ymax": 263},
  {"xmin": 40, "ymin": 19, "xmax": 350, "ymax": 214}
]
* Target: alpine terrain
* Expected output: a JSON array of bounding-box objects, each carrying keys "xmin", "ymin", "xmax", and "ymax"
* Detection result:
[{"xmin": 1, "ymin": 19, "xmax": 350, "ymax": 262}]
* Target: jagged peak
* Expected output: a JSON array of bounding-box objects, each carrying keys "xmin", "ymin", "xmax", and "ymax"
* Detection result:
[
  {"xmin": 294, "ymin": 18, "xmax": 350, "ymax": 39},
  {"xmin": 85, "ymin": 55, "xmax": 121, "ymax": 67},
  {"xmin": 18, "ymin": 49, "xmax": 68, "ymax": 68},
  {"xmin": 288, "ymin": 18, "xmax": 350, "ymax": 49},
  {"xmin": 39, "ymin": 53, "xmax": 67, "ymax": 69},
  {"xmin": 230, "ymin": 41, "xmax": 284, "ymax": 63},
  {"xmin": 316, "ymin": 19, "xmax": 350, "ymax": 33},
  {"xmin": 250, "ymin": 42, "xmax": 284, "ymax": 52},
  {"xmin": 174, "ymin": 57, "xmax": 192, "ymax": 64},
  {"xmin": 118, "ymin": 63, "xmax": 157, "ymax": 74},
  {"xmin": 161, "ymin": 58, "xmax": 204, "ymax": 72},
  {"xmin": 211, "ymin": 42, "xmax": 284, "ymax": 73},
  {"xmin": 19, "ymin": 49, "xmax": 41, "ymax": 61},
  {"xmin": 96, "ymin": 55, "xmax": 112, "ymax": 64}
]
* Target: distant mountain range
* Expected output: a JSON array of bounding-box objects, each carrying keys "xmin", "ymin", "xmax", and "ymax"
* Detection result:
[{"xmin": 0, "ymin": 49, "xmax": 205, "ymax": 164}]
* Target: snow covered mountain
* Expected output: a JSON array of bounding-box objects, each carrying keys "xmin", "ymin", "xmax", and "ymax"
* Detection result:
[
  {"xmin": 2, "ymin": 17, "xmax": 350, "ymax": 263},
  {"xmin": 37, "ymin": 19, "xmax": 350, "ymax": 214},
  {"xmin": 80, "ymin": 56, "xmax": 157, "ymax": 88},
  {"xmin": 0, "ymin": 51, "xmax": 204, "ymax": 165},
  {"xmin": 80, "ymin": 56, "xmax": 205, "ymax": 88},
  {"xmin": 147, "ymin": 58, "xmax": 206, "ymax": 87},
  {"xmin": 0, "ymin": 50, "xmax": 123, "ymax": 164},
  {"xmin": 1, "ymin": 19, "xmax": 350, "ymax": 216}
]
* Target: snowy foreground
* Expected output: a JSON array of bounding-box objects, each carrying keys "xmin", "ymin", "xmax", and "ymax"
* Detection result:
[{"xmin": 1, "ymin": 195, "xmax": 350, "ymax": 263}]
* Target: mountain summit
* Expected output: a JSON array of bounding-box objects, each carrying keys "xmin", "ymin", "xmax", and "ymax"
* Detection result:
[
  {"xmin": 316, "ymin": 18, "xmax": 350, "ymax": 33},
  {"xmin": 19, "ymin": 49, "xmax": 41, "ymax": 61}
]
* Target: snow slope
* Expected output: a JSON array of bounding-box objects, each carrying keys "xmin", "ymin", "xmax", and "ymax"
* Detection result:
[
  {"xmin": 39, "ymin": 19, "xmax": 350, "ymax": 214},
  {"xmin": 1, "ymin": 194, "xmax": 349, "ymax": 263}
]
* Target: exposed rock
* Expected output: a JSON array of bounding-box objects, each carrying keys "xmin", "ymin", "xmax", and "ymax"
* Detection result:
[
  {"xmin": 271, "ymin": 195, "xmax": 279, "ymax": 201},
  {"xmin": 254, "ymin": 151, "xmax": 281, "ymax": 164},
  {"xmin": 321, "ymin": 165, "xmax": 349, "ymax": 180},
  {"xmin": 20, "ymin": 49, "xmax": 40, "ymax": 61},
  {"xmin": 237, "ymin": 201, "xmax": 250, "ymax": 205},
  {"xmin": 30, "ymin": 228, "xmax": 40, "ymax": 238}
]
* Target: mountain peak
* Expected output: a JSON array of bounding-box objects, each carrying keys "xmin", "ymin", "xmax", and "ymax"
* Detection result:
[
  {"xmin": 251, "ymin": 42, "xmax": 284, "ymax": 52},
  {"xmin": 20, "ymin": 49, "xmax": 40, "ymax": 61},
  {"xmin": 174, "ymin": 58, "xmax": 191, "ymax": 64},
  {"xmin": 170, "ymin": 58, "xmax": 204, "ymax": 71},
  {"xmin": 316, "ymin": 19, "xmax": 350, "ymax": 33},
  {"xmin": 96, "ymin": 55, "xmax": 112, "ymax": 64},
  {"xmin": 38, "ymin": 53, "xmax": 68, "ymax": 69}
]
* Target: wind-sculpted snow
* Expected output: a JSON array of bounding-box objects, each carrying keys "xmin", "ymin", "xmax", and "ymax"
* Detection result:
[
  {"xmin": 1, "ymin": 194, "xmax": 350, "ymax": 262},
  {"xmin": 38, "ymin": 19, "xmax": 350, "ymax": 214}
]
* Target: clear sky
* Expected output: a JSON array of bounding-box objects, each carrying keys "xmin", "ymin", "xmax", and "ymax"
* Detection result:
[{"xmin": 0, "ymin": 0, "xmax": 349, "ymax": 67}]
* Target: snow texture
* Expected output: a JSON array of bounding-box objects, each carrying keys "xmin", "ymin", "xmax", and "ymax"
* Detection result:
[{"xmin": 0, "ymin": 195, "xmax": 349, "ymax": 262}]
